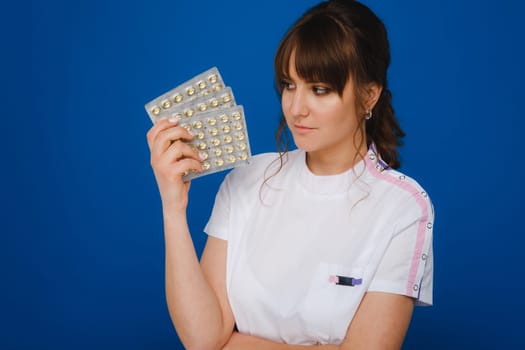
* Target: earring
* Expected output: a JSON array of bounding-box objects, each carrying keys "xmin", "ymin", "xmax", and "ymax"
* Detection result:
[{"xmin": 365, "ymin": 109, "xmax": 373, "ymax": 120}]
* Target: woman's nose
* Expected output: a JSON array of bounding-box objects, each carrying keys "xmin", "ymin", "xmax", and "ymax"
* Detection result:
[{"xmin": 287, "ymin": 89, "xmax": 309, "ymax": 118}]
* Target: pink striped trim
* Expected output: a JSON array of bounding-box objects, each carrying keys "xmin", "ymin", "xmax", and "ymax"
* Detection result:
[{"xmin": 365, "ymin": 156, "xmax": 429, "ymax": 297}]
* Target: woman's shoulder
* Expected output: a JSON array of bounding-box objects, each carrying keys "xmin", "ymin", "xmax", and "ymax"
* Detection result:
[
  {"xmin": 371, "ymin": 166, "xmax": 434, "ymax": 222},
  {"xmin": 231, "ymin": 150, "xmax": 300, "ymax": 176},
  {"xmin": 363, "ymin": 149, "xmax": 433, "ymax": 219},
  {"xmin": 225, "ymin": 152, "xmax": 279, "ymax": 187},
  {"xmin": 379, "ymin": 167, "xmax": 429, "ymax": 196},
  {"xmin": 232, "ymin": 152, "xmax": 280, "ymax": 176},
  {"xmin": 225, "ymin": 150, "xmax": 301, "ymax": 188},
  {"xmin": 365, "ymin": 148, "xmax": 429, "ymax": 200}
]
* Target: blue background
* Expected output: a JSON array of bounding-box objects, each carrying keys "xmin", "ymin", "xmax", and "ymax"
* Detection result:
[{"xmin": 4, "ymin": 0, "xmax": 524, "ymax": 348}]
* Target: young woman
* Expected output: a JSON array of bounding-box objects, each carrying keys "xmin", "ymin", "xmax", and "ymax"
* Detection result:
[{"xmin": 147, "ymin": 0, "xmax": 434, "ymax": 349}]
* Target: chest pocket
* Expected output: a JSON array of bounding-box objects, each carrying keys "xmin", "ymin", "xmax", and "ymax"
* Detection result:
[{"xmin": 299, "ymin": 262, "xmax": 366, "ymax": 345}]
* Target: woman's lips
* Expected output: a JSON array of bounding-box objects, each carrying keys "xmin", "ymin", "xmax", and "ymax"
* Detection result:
[{"xmin": 294, "ymin": 124, "xmax": 316, "ymax": 134}]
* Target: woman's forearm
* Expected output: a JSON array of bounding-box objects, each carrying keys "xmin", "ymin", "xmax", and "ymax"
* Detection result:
[{"xmin": 163, "ymin": 205, "xmax": 230, "ymax": 350}]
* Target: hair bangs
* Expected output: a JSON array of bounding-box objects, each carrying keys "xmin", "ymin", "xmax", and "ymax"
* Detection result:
[{"xmin": 275, "ymin": 14, "xmax": 355, "ymax": 96}]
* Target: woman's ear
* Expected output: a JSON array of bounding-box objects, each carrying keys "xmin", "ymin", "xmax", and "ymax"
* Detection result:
[{"xmin": 365, "ymin": 83, "xmax": 383, "ymax": 110}]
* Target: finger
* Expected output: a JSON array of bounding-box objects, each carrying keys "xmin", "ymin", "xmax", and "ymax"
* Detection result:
[
  {"xmin": 164, "ymin": 140, "xmax": 203, "ymax": 164},
  {"xmin": 151, "ymin": 125, "xmax": 194, "ymax": 158},
  {"xmin": 152, "ymin": 141, "xmax": 203, "ymax": 182},
  {"xmin": 161, "ymin": 157, "xmax": 205, "ymax": 181},
  {"xmin": 177, "ymin": 158, "xmax": 205, "ymax": 179},
  {"xmin": 146, "ymin": 117, "xmax": 179, "ymax": 150}
]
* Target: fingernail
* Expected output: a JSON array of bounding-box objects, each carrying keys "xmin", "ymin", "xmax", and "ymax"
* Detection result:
[{"xmin": 168, "ymin": 117, "xmax": 179, "ymax": 124}]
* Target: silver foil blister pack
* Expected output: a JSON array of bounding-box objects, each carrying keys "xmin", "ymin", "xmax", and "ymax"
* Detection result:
[{"xmin": 145, "ymin": 67, "xmax": 251, "ymax": 180}]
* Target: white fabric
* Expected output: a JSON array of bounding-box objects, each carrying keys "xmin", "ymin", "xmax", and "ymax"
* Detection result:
[{"xmin": 204, "ymin": 147, "xmax": 434, "ymax": 345}]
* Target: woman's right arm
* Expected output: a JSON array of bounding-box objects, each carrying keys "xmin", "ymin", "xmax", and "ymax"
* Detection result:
[{"xmin": 147, "ymin": 118, "xmax": 235, "ymax": 349}]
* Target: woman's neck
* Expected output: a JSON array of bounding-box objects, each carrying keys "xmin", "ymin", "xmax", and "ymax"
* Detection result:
[{"xmin": 305, "ymin": 144, "xmax": 367, "ymax": 176}]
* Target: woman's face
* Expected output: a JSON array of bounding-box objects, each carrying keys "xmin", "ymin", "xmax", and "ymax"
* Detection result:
[{"xmin": 281, "ymin": 57, "xmax": 363, "ymax": 161}]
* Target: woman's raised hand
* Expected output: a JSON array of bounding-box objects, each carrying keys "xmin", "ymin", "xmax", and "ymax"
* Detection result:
[{"xmin": 147, "ymin": 118, "xmax": 203, "ymax": 211}]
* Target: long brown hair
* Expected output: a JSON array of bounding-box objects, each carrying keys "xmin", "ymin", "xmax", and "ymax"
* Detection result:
[{"xmin": 273, "ymin": 0, "xmax": 405, "ymax": 170}]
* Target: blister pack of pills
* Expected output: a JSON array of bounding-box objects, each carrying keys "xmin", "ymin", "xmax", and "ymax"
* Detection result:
[{"xmin": 145, "ymin": 67, "xmax": 252, "ymax": 181}]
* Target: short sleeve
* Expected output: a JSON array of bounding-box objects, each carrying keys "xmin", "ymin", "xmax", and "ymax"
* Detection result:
[
  {"xmin": 203, "ymin": 173, "xmax": 233, "ymax": 241},
  {"xmin": 368, "ymin": 193, "xmax": 434, "ymax": 306}
]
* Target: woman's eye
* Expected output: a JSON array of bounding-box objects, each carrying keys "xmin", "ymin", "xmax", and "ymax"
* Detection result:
[
  {"xmin": 280, "ymin": 80, "xmax": 295, "ymax": 90},
  {"xmin": 313, "ymin": 86, "xmax": 331, "ymax": 95}
]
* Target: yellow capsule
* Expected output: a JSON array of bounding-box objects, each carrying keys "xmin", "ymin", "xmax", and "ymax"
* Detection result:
[
  {"xmin": 239, "ymin": 152, "xmax": 248, "ymax": 160},
  {"xmin": 162, "ymin": 100, "xmax": 172, "ymax": 109},
  {"xmin": 222, "ymin": 125, "xmax": 231, "ymax": 133},
  {"xmin": 224, "ymin": 145, "xmax": 234, "ymax": 154},
  {"xmin": 209, "ymin": 127, "xmax": 219, "ymax": 136},
  {"xmin": 210, "ymin": 99, "xmax": 219, "ymax": 108},
  {"xmin": 210, "ymin": 138, "xmax": 220, "ymax": 146},
  {"xmin": 232, "ymin": 112, "xmax": 241, "ymax": 120},
  {"xmin": 212, "ymin": 84, "xmax": 223, "ymax": 92},
  {"xmin": 197, "ymin": 80, "xmax": 206, "ymax": 89},
  {"xmin": 207, "ymin": 117, "xmax": 217, "ymax": 126},
  {"xmin": 226, "ymin": 155, "xmax": 236, "ymax": 163},
  {"xmin": 197, "ymin": 142, "xmax": 207, "ymax": 150},
  {"xmin": 196, "ymin": 131, "xmax": 205, "ymax": 139},
  {"xmin": 219, "ymin": 114, "xmax": 229, "ymax": 123},
  {"xmin": 184, "ymin": 109, "xmax": 195, "ymax": 117},
  {"xmin": 199, "ymin": 151, "xmax": 209, "ymax": 160},
  {"xmin": 235, "ymin": 132, "xmax": 245, "ymax": 141},
  {"xmin": 193, "ymin": 120, "xmax": 203, "ymax": 129},
  {"xmin": 173, "ymin": 93, "xmax": 183, "ymax": 103},
  {"xmin": 186, "ymin": 87, "xmax": 196, "ymax": 96},
  {"xmin": 198, "ymin": 103, "xmax": 207, "ymax": 112},
  {"xmin": 237, "ymin": 142, "xmax": 247, "ymax": 151},
  {"xmin": 208, "ymin": 74, "xmax": 218, "ymax": 83},
  {"xmin": 222, "ymin": 94, "xmax": 232, "ymax": 103},
  {"xmin": 213, "ymin": 148, "xmax": 222, "ymax": 156},
  {"xmin": 233, "ymin": 122, "xmax": 243, "ymax": 130},
  {"xmin": 152, "ymin": 106, "xmax": 161, "ymax": 115},
  {"xmin": 223, "ymin": 135, "xmax": 233, "ymax": 143},
  {"xmin": 202, "ymin": 161, "xmax": 211, "ymax": 170},
  {"xmin": 214, "ymin": 158, "xmax": 224, "ymax": 166}
]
